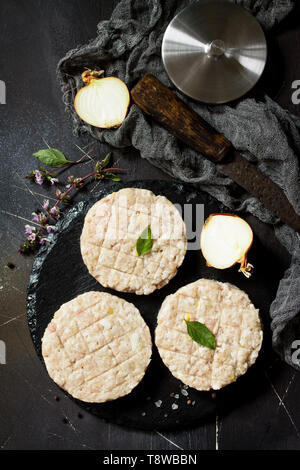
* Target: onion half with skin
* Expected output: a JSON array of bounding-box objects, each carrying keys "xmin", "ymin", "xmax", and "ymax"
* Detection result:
[
  {"xmin": 74, "ymin": 70, "xmax": 130, "ymax": 129},
  {"xmin": 200, "ymin": 214, "xmax": 254, "ymax": 278}
]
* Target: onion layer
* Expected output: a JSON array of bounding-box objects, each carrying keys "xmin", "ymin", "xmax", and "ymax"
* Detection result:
[
  {"xmin": 200, "ymin": 214, "xmax": 253, "ymax": 278},
  {"xmin": 74, "ymin": 70, "xmax": 130, "ymax": 129}
]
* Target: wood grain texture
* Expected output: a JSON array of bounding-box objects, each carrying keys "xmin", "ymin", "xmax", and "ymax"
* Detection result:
[{"xmin": 131, "ymin": 73, "xmax": 232, "ymax": 163}]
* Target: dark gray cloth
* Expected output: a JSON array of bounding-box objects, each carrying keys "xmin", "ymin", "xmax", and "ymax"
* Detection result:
[{"xmin": 57, "ymin": 0, "xmax": 300, "ymax": 370}]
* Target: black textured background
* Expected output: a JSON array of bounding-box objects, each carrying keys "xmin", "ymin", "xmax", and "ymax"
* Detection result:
[{"xmin": 1, "ymin": 0, "xmax": 300, "ymax": 450}]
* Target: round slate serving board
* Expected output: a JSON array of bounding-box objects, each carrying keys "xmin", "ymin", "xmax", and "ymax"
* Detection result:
[{"xmin": 27, "ymin": 180, "xmax": 286, "ymax": 431}]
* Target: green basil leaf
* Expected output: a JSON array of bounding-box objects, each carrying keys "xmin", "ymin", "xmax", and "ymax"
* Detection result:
[
  {"xmin": 101, "ymin": 152, "xmax": 112, "ymax": 169},
  {"xmin": 33, "ymin": 149, "xmax": 72, "ymax": 167},
  {"xmin": 105, "ymin": 173, "xmax": 122, "ymax": 182},
  {"xmin": 136, "ymin": 226, "xmax": 153, "ymax": 256},
  {"xmin": 185, "ymin": 320, "xmax": 216, "ymax": 350}
]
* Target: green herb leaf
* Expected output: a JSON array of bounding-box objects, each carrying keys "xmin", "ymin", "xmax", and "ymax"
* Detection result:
[
  {"xmin": 100, "ymin": 152, "xmax": 112, "ymax": 169},
  {"xmin": 33, "ymin": 149, "xmax": 72, "ymax": 167},
  {"xmin": 136, "ymin": 226, "xmax": 153, "ymax": 256},
  {"xmin": 105, "ymin": 173, "xmax": 122, "ymax": 182},
  {"xmin": 185, "ymin": 320, "xmax": 216, "ymax": 350}
]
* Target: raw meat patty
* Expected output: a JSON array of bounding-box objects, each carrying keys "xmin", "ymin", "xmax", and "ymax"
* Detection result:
[
  {"xmin": 155, "ymin": 279, "xmax": 262, "ymax": 391},
  {"xmin": 42, "ymin": 291, "xmax": 152, "ymax": 403},
  {"xmin": 80, "ymin": 188, "xmax": 187, "ymax": 295}
]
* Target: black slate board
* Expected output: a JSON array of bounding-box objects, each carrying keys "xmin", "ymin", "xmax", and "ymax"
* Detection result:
[{"xmin": 27, "ymin": 180, "xmax": 284, "ymax": 431}]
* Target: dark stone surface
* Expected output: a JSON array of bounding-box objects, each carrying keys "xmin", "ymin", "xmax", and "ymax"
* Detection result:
[
  {"xmin": 27, "ymin": 179, "xmax": 287, "ymax": 431},
  {"xmin": 27, "ymin": 181, "xmax": 218, "ymax": 431},
  {"xmin": 1, "ymin": 0, "xmax": 300, "ymax": 450}
]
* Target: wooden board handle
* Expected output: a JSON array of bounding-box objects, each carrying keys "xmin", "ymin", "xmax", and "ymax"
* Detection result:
[{"xmin": 131, "ymin": 73, "xmax": 232, "ymax": 163}]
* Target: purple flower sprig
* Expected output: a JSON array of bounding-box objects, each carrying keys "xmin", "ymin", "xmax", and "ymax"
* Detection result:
[
  {"xmin": 26, "ymin": 168, "xmax": 58, "ymax": 186},
  {"xmin": 25, "ymin": 147, "xmax": 93, "ymax": 186},
  {"xmin": 19, "ymin": 150, "xmax": 123, "ymax": 255},
  {"xmin": 18, "ymin": 202, "xmax": 60, "ymax": 254}
]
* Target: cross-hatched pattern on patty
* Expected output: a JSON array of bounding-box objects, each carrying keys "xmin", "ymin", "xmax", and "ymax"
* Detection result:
[
  {"xmin": 155, "ymin": 279, "xmax": 262, "ymax": 391},
  {"xmin": 42, "ymin": 291, "xmax": 152, "ymax": 403},
  {"xmin": 80, "ymin": 188, "xmax": 187, "ymax": 295}
]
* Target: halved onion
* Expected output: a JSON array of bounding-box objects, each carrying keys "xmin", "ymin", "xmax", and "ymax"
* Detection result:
[
  {"xmin": 74, "ymin": 70, "xmax": 130, "ymax": 129},
  {"xmin": 200, "ymin": 214, "xmax": 253, "ymax": 278}
]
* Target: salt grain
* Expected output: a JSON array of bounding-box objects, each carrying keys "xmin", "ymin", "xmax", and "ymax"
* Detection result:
[
  {"xmin": 172, "ymin": 403, "xmax": 178, "ymax": 410},
  {"xmin": 155, "ymin": 400, "xmax": 162, "ymax": 408},
  {"xmin": 181, "ymin": 389, "xmax": 188, "ymax": 396}
]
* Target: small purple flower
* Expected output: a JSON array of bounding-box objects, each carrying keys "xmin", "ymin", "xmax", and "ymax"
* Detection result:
[
  {"xmin": 43, "ymin": 199, "xmax": 49, "ymax": 211},
  {"xmin": 46, "ymin": 225, "xmax": 56, "ymax": 233},
  {"xmin": 34, "ymin": 170, "xmax": 43, "ymax": 185},
  {"xmin": 49, "ymin": 177, "xmax": 58, "ymax": 185},
  {"xmin": 31, "ymin": 212, "xmax": 39, "ymax": 222},
  {"xmin": 32, "ymin": 211, "xmax": 47, "ymax": 224},
  {"xmin": 25, "ymin": 225, "xmax": 35, "ymax": 235},
  {"xmin": 39, "ymin": 237, "xmax": 48, "ymax": 245},
  {"xmin": 28, "ymin": 233, "xmax": 36, "ymax": 242},
  {"xmin": 50, "ymin": 206, "xmax": 60, "ymax": 219},
  {"xmin": 38, "ymin": 213, "xmax": 47, "ymax": 224},
  {"xmin": 67, "ymin": 175, "xmax": 74, "ymax": 183}
]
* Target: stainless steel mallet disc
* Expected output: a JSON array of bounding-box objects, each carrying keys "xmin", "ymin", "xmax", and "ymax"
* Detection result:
[{"xmin": 162, "ymin": 1, "xmax": 267, "ymax": 103}]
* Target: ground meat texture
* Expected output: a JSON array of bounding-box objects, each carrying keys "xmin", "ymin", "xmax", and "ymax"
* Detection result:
[
  {"xmin": 155, "ymin": 279, "xmax": 262, "ymax": 391},
  {"xmin": 80, "ymin": 188, "xmax": 187, "ymax": 295},
  {"xmin": 42, "ymin": 291, "xmax": 152, "ymax": 403}
]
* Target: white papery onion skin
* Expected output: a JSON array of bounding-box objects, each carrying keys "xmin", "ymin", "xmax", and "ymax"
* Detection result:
[
  {"xmin": 74, "ymin": 71, "xmax": 130, "ymax": 129},
  {"xmin": 200, "ymin": 214, "xmax": 254, "ymax": 278}
]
